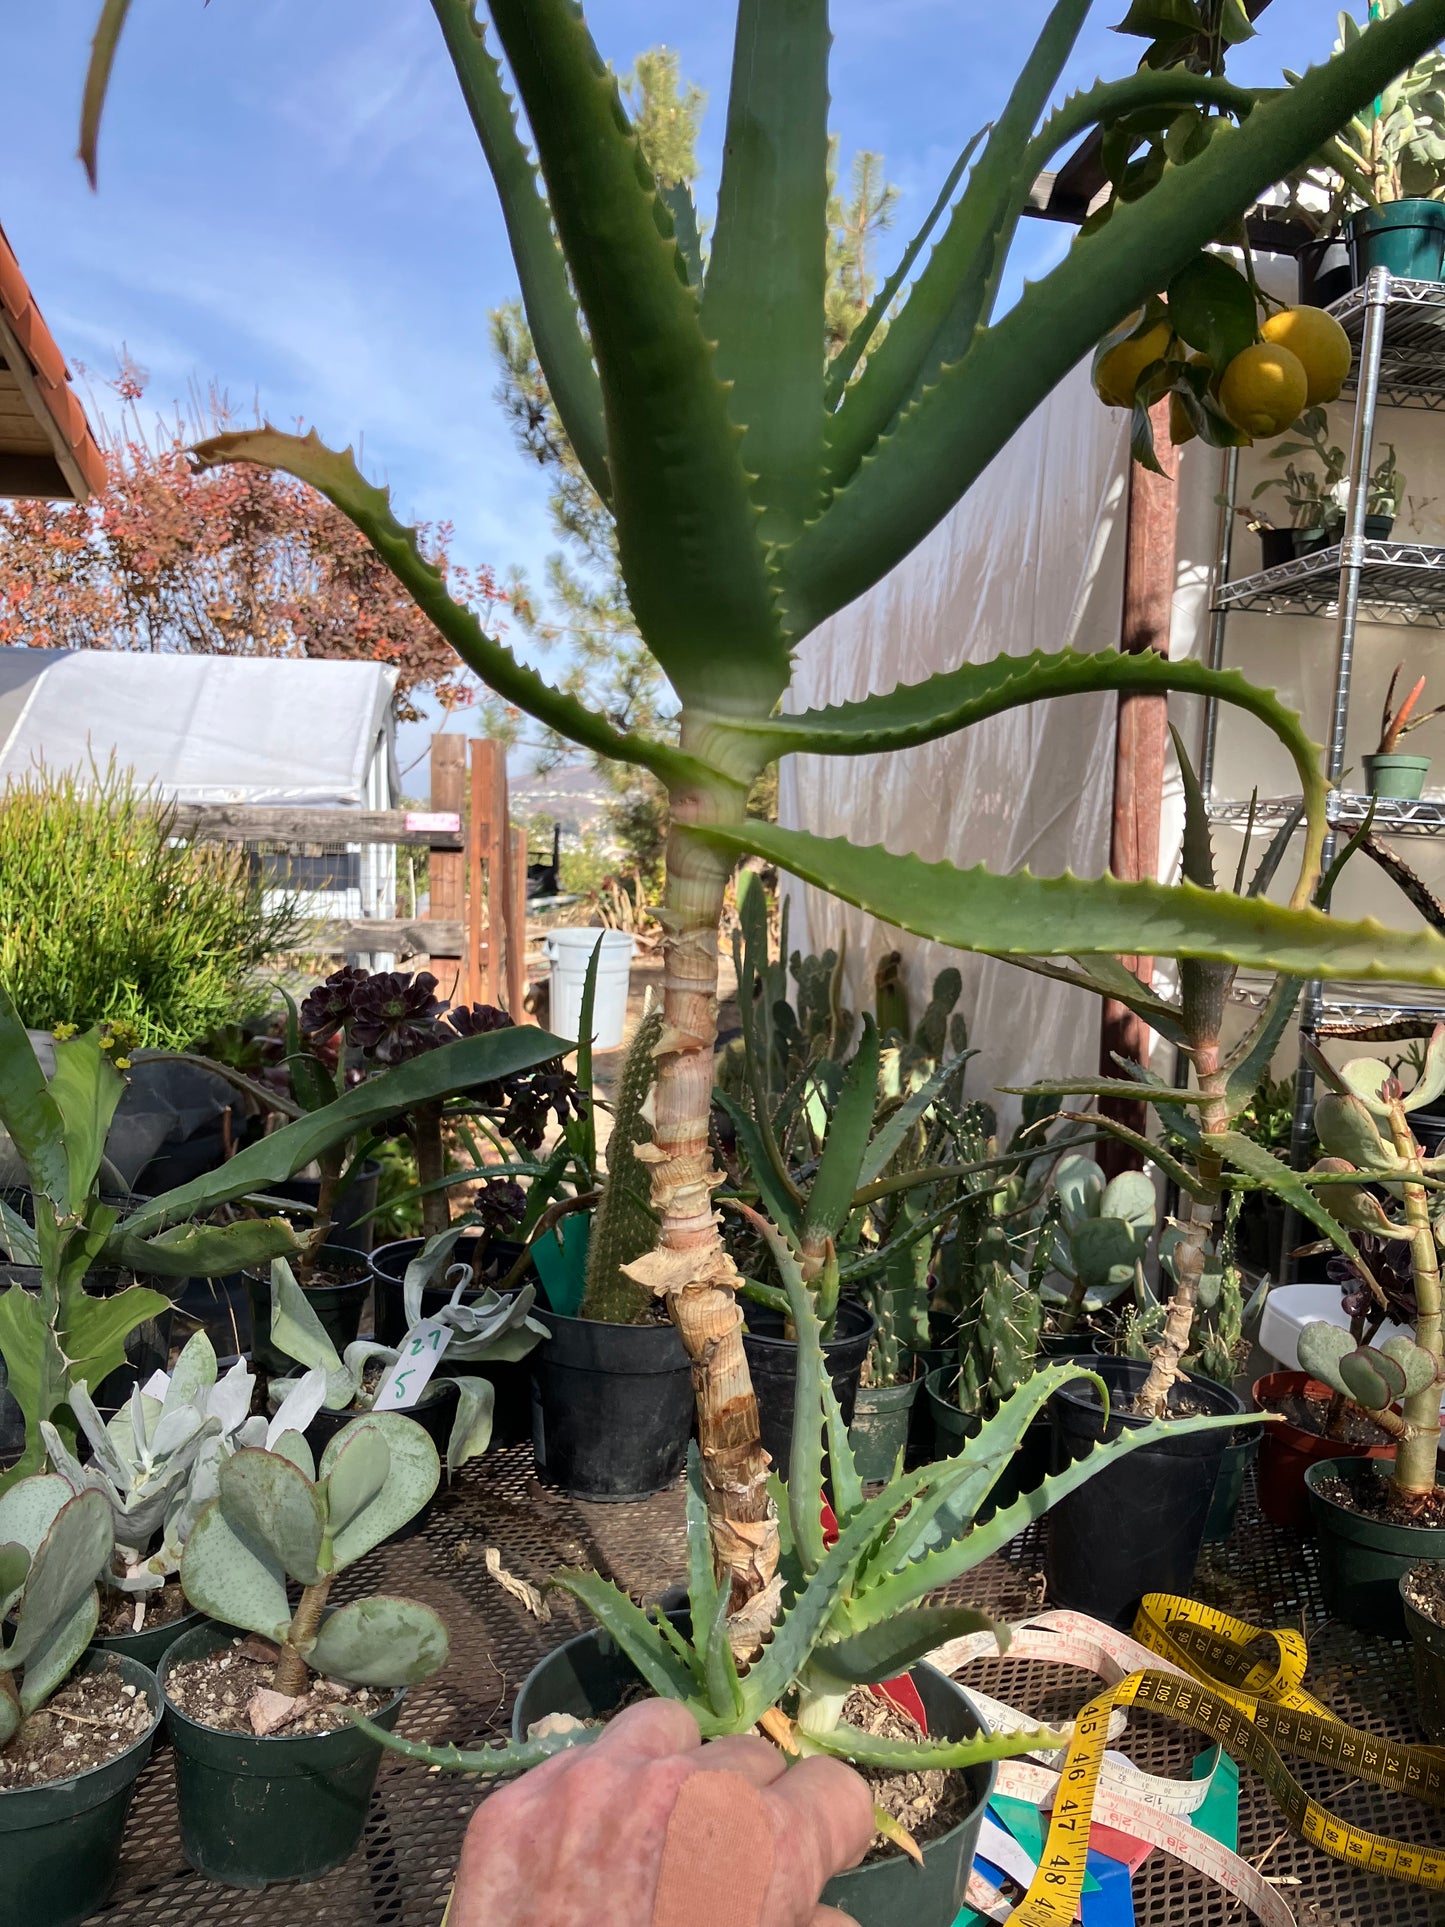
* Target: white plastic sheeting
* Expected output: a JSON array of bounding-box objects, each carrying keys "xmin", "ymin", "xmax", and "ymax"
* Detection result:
[{"xmin": 779, "ymin": 362, "xmax": 1133, "ymax": 1122}]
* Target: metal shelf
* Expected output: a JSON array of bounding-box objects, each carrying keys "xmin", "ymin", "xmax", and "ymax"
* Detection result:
[
  {"xmin": 1214, "ymin": 539, "xmax": 1445, "ymax": 623},
  {"xmin": 1228, "ymin": 972, "xmax": 1445, "ymax": 1028},
  {"xmin": 1330, "ymin": 277, "xmax": 1445, "ymax": 410},
  {"xmin": 1207, "ymin": 792, "xmax": 1445, "ymax": 837}
]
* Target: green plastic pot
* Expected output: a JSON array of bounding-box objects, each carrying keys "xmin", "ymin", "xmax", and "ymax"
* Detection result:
[
  {"xmin": 1401, "ymin": 1571, "xmax": 1445, "ymax": 1743},
  {"xmin": 159, "ymin": 1619, "xmax": 404, "ymax": 1888},
  {"xmin": 1352, "ymin": 198, "xmax": 1445, "ymax": 283},
  {"xmin": 925, "ymin": 1367, "xmax": 1050, "ymax": 1523},
  {"xmin": 848, "ymin": 1374, "xmax": 920, "ymax": 1482},
  {"xmin": 1363, "ymin": 752, "xmax": 1431, "ymax": 800},
  {"xmin": 512, "ymin": 1625, "xmax": 995, "ymax": 1927},
  {"xmin": 1303, "ymin": 1459, "xmax": 1445, "ymax": 1636},
  {"xmin": 90, "ymin": 1599, "xmax": 206, "ymax": 1673},
  {"xmin": 0, "ymin": 1651, "xmax": 161, "ymax": 1927},
  {"xmin": 1202, "ymin": 1430, "xmax": 1258, "ymax": 1545}
]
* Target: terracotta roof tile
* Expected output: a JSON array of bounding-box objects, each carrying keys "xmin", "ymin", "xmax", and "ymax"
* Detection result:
[{"xmin": 0, "ymin": 220, "xmax": 106, "ymax": 500}]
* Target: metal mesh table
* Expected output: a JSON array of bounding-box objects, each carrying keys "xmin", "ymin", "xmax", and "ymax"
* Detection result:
[{"xmin": 98, "ymin": 1447, "xmax": 1443, "ymax": 1927}]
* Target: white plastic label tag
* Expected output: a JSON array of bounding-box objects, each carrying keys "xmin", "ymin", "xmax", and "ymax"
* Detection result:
[{"xmin": 372, "ymin": 1318, "xmax": 453, "ymax": 1411}]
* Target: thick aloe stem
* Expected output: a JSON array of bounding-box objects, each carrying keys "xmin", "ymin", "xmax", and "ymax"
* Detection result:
[
  {"xmin": 621, "ymin": 777, "xmax": 779, "ymax": 1637},
  {"xmin": 411, "ymin": 1102, "xmax": 451, "ymax": 1239},
  {"xmin": 274, "ymin": 1577, "xmax": 333, "ymax": 1696},
  {"xmin": 1133, "ymin": 1049, "xmax": 1227, "ymax": 1417},
  {"xmin": 1386, "ymin": 1098, "xmax": 1443, "ymax": 1495}
]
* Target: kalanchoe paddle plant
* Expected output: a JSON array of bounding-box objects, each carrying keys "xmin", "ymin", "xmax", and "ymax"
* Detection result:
[
  {"xmin": 1290, "ymin": 1031, "xmax": 1445, "ymax": 1497},
  {"xmin": 1039, "ymin": 1154, "xmax": 1157, "ymax": 1334},
  {"xmin": 180, "ymin": 1411, "xmax": 449, "ymax": 1710},
  {"xmin": 0, "ymin": 1475, "xmax": 113, "ymax": 1746},
  {"xmin": 0, "ymin": 982, "xmax": 568, "ymax": 1490},
  {"xmin": 359, "ymin": 1205, "xmax": 1253, "ymax": 1788},
  {"xmin": 264, "ymin": 1258, "xmax": 544, "ymax": 1476},
  {"xmin": 83, "ymin": 0, "xmax": 1445, "ymax": 1629}
]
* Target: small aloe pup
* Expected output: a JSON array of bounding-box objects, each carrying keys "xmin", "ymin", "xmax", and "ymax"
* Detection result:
[
  {"xmin": 358, "ymin": 1206, "xmax": 1252, "ymax": 1804},
  {"xmin": 266, "ymin": 1257, "xmax": 544, "ymax": 1476},
  {"xmin": 0, "ymin": 1475, "xmax": 113, "ymax": 1746}
]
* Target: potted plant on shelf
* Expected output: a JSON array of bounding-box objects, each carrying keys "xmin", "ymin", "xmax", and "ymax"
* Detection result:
[
  {"xmin": 0, "ymin": 1473, "xmax": 161, "ymax": 1927},
  {"xmin": 364, "ymin": 1222, "xmax": 1252, "ymax": 1927},
  {"xmin": 0, "ymin": 982, "xmax": 568, "ymax": 1489},
  {"xmin": 166, "ymin": 1409, "xmax": 449, "ymax": 1887},
  {"xmin": 1364, "ymin": 662, "xmax": 1445, "ymax": 798},
  {"xmin": 1248, "ymin": 410, "xmax": 1347, "ymax": 566}
]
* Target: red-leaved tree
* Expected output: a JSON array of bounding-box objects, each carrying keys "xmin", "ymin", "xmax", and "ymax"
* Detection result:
[{"xmin": 0, "ymin": 361, "xmax": 501, "ymax": 722}]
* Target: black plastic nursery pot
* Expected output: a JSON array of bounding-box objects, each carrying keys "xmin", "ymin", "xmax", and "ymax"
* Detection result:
[
  {"xmin": 159, "ymin": 1618, "xmax": 404, "ymax": 1889},
  {"xmin": 287, "ymin": 1377, "xmax": 454, "ymax": 1543},
  {"xmin": 1401, "ymin": 1569, "xmax": 1445, "ymax": 1744},
  {"xmin": 244, "ymin": 1244, "xmax": 372, "ymax": 1375},
  {"xmin": 1045, "ymin": 1358, "xmax": 1242, "ymax": 1628},
  {"xmin": 90, "ymin": 1598, "xmax": 207, "ymax": 1673},
  {"xmin": 530, "ymin": 1304, "xmax": 693, "ymax": 1501},
  {"xmin": 1303, "ymin": 1458, "xmax": 1445, "ymax": 1638},
  {"xmin": 511, "ymin": 1625, "xmax": 995, "ymax": 1927},
  {"xmin": 1202, "ymin": 1430, "xmax": 1259, "ymax": 1546},
  {"xmin": 741, "ymin": 1300, "xmax": 877, "ymax": 1474},
  {"xmin": 371, "ymin": 1233, "xmax": 534, "ymax": 1447},
  {"xmin": 269, "ymin": 1159, "xmax": 382, "ymax": 1254},
  {"xmin": 1296, "ymin": 232, "xmax": 1353, "ymax": 307},
  {"xmin": 0, "ymin": 1651, "xmax": 161, "ymax": 1927},
  {"xmin": 925, "ymin": 1368, "xmax": 1051, "ymax": 1522},
  {"xmin": 848, "ymin": 1373, "xmax": 920, "ymax": 1483}
]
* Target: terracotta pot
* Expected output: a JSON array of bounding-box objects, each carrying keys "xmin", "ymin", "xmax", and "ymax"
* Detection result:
[{"xmin": 1252, "ymin": 1370, "xmax": 1394, "ymax": 1529}]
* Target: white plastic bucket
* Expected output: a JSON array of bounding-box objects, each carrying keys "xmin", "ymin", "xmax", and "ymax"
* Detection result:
[{"xmin": 544, "ymin": 928, "xmax": 635, "ymax": 1051}]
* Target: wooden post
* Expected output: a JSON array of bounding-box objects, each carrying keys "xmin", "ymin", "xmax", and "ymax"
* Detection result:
[
  {"xmin": 1099, "ymin": 400, "xmax": 1177, "ymax": 1170},
  {"xmin": 465, "ymin": 739, "xmax": 510, "ymax": 1008},
  {"xmin": 507, "ymin": 823, "xmax": 528, "ymax": 1020},
  {"xmin": 429, "ymin": 735, "xmax": 466, "ymax": 1002}
]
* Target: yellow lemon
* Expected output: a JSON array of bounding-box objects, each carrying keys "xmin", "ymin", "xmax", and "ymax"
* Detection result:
[
  {"xmin": 1218, "ymin": 341, "xmax": 1309, "ymax": 438},
  {"xmin": 1094, "ymin": 320, "xmax": 1173, "ymax": 409},
  {"xmin": 1260, "ymin": 305, "xmax": 1352, "ymax": 405}
]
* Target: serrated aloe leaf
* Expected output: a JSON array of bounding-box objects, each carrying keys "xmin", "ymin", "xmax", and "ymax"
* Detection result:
[
  {"xmin": 442, "ymin": 1377, "xmax": 495, "ymax": 1476},
  {"xmin": 1211, "ymin": 1132, "xmax": 1377, "ymax": 1286},
  {"xmin": 7, "ymin": 1489, "xmax": 111, "ymax": 1671},
  {"xmin": 805, "ymin": 1016, "xmax": 881, "ymax": 1246},
  {"xmin": 486, "ymin": 0, "xmax": 788, "ymax": 707},
  {"xmin": 428, "ymin": 0, "xmax": 609, "ymax": 503},
  {"xmin": 690, "ymin": 821, "xmax": 1445, "ymax": 992},
  {"xmin": 714, "ymin": 1091, "xmax": 805, "ymax": 1239},
  {"xmin": 813, "ymin": 1605, "xmax": 1007, "ymax": 1685},
  {"xmin": 0, "ymin": 1473, "xmax": 73, "ymax": 1561},
  {"xmin": 702, "ymin": 0, "xmax": 829, "ymax": 544},
  {"xmin": 822, "ymin": 1370, "xmax": 863, "ymax": 1526},
  {"xmin": 0, "ymin": 1541, "xmax": 30, "ymax": 1620},
  {"xmin": 220, "ymin": 1448, "xmax": 327, "ymax": 1586},
  {"xmin": 703, "ymin": 1582, "xmax": 744, "ymax": 1722},
  {"xmin": 859, "ymin": 1048, "xmax": 973, "ymax": 1188},
  {"xmin": 804, "ymin": 1719, "xmax": 1064, "ymax": 1774},
  {"xmin": 749, "ymin": 1213, "xmax": 825, "ymax": 1572},
  {"xmin": 685, "ymin": 1446, "xmax": 719, "ymax": 1634},
  {"xmin": 323, "ymin": 1424, "xmax": 391, "ymax": 1540},
  {"xmin": 785, "ymin": 0, "xmax": 1445, "ymax": 635},
  {"xmin": 323, "ymin": 1415, "xmax": 439, "ymax": 1568},
  {"xmin": 181, "ymin": 1498, "xmax": 292, "ymax": 1642},
  {"xmin": 1297, "ymin": 1321, "xmax": 1353, "ymax": 1395},
  {"xmin": 16, "ymin": 1589, "xmax": 100, "ymax": 1716},
  {"xmin": 307, "ymin": 1595, "xmax": 449, "ymax": 1687},
  {"xmin": 552, "ymin": 1567, "xmax": 719, "ymax": 1726},
  {"xmin": 1222, "ymin": 976, "xmax": 1305, "ymax": 1122},
  {"xmin": 356, "ymin": 1711, "xmax": 599, "ymax": 1776}
]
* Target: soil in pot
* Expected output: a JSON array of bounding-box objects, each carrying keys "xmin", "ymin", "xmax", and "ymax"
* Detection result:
[
  {"xmin": 1402, "ymin": 1563, "xmax": 1445, "ymax": 1743},
  {"xmin": 371, "ymin": 1233, "xmax": 535, "ymax": 1446},
  {"xmin": 0, "ymin": 1651, "xmax": 160, "ymax": 1927},
  {"xmin": 244, "ymin": 1244, "xmax": 372, "ymax": 1374},
  {"xmin": 0, "ymin": 1659, "xmax": 154, "ymax": 1790},
  {"xmin": 742, "ymin": 1300, "xmax": 876, "ymax": 1474},
  {"xmin": 1304, "ymin": 1458, "xmax": 1445, "ymax": 1636},
  {"xmin": 531, "ymin": 1301, "xmax": 693, "ymax": 1502},
  {"xmin": 1045, "ymin": 1357, "xmax": 1242, "ymax": 1628},
  {"xmin": 160, "ymin": 1618, "xmax": 404, "ymax": 1888},
  {"xmin": 1252, "ymin": 1370, "xmax": 1394, "ymax": 1528},
  {"xmin": 90, "ymin": 1580, "xmax": 205, "ymax": 1672},
  {"xmin": 165, "ymin": 1636, "xmax": 388, "ymax": 1738}
]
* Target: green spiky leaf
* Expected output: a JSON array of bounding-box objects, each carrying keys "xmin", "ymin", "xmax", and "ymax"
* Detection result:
[
  {"xmin": 805, "ymin": 1718, "xmax": 1064, "ymax": 1774},
  {"xmin": 813, "ymin": 1605, "xmax": 1007, "ymax": 1684},
  {"xmin": 357, "ymin": 1713, "xmax": 599, "ymax": 1776},
  {"xmin": 551, "ymin": 1567, "xmax": 715, "ymax": 1723}
]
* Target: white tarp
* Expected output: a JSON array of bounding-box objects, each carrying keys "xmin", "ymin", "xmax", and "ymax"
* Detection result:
[{"xmin": 0, "ymin": 648, "xmax": 399, "ymax": 806}]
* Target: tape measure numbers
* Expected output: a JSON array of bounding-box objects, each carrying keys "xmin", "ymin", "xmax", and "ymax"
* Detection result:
[{"xmin": 997, "ymin": 1594, "xmax": 1445, "ymax": 1926}]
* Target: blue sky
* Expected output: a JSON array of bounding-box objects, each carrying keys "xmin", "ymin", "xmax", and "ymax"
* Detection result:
[{"xmin": 0, "ymin": 1, "xmax": 1346, "ymax": 788}]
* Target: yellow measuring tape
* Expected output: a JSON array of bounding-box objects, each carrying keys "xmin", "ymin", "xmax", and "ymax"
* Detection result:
[{"xmin": 1011, "ymin": 1592, "xmax": 1445, "ymax": 1924}]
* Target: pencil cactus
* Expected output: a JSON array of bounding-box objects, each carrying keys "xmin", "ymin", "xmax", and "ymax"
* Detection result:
[
  {"xmin": 83, "ymin": 0, "xmax": 1445, "ymax": 1626},
  {"xmin": 0, "ymin": 1476, "xmax": 113, "ymax": 1745},
  {"xmin": 181, "ymin": 1415, "xmax": 447, "ymax": 1699}
]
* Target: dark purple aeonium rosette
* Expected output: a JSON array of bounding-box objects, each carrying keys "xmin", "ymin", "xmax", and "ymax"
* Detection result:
[
  {"xmin": 298, "ymin": 965, "xmax": 370, "ymax": 1042},
  {"xmin": 346, "ymin": 971, "xmax": 448, "ymax": 1065}
]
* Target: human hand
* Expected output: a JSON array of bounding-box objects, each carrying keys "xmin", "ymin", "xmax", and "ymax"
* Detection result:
[{"xmin": 451, "ymin": 1698, "xmax": 875, "ymax": 1926}]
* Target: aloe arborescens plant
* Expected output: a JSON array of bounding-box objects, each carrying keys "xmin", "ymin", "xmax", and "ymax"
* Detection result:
[{"xmin": 83, "ymin": 0, "xmax": 1445, "ymax": 1626}]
